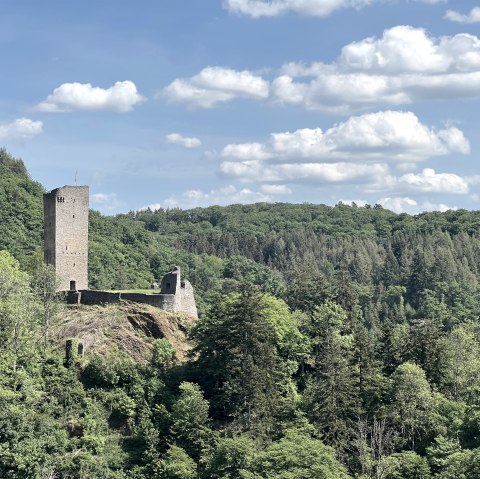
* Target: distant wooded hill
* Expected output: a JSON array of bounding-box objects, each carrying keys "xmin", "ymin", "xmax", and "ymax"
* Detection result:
[{"xmin": 2, "ymin": 147, "xmax": 480, "ymax": 316}]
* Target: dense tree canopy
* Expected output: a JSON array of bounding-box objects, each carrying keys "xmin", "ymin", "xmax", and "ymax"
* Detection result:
[{"xmin": 1, "ymin": 148, "xmax": 480, "ymax": 477}]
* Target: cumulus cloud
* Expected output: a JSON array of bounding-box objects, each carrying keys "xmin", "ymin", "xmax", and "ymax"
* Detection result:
[
  {"xmin": 260, "ymin": 184, "xmax": 292, "ymax": 195},
  {"xmin": 399, "ymin": 168, "xmax": 469, "ymax": 194},
  {"xmin": 223, "ymin": 0, "xmax": 370, "ymax": 17},
  {"xmin": 143, "ymin": 185, "xmax": 272, "ymax": 209},
  {"xmin": 445, "ymin": 7, "xmax": 480, "ymax": 24},
  {"xmin": 272, "ymin": 26, "xmax": 480, "ymax": 112},
  {"xmin": 164, "ymin": 26, "xmax": 480, "ymax": 112},
  {"xmin": 221, "ymin": 111, "xmax": 469, "ymax": 163},
  {"xmin": 0, "ymin": 118, "xmax": 43, "ymax": 140},
  {"xmin": 222, "ymin": 142, "xmax": 272, "ymax": 160},
  {"xmin": 35, "ymin": 81, "xmax": 145, "ymax": 112},
  {"xmin": 223, "ymin": 0, "xmax": 444, "ymax": 18},
  {"xmin": 165, "ymin": 133, "xmax": 202, "ymax": 149},
  {"xmin": 141, "ymin": 203, "xmax": 162, "ymax": 211},
  {"xmin": 218, "ymin": 111, "xmax": 469, "ymax": 197},
  {"xmin": 378, "ymin": 196, "xmax": 454, "ymax": 214},
  {"xmin": 220, "ymin": 159, "xmax": 390, "ymax": 185},
  {"xmin": 162, "ymin": 67, "xmax": 269, "ymax": 108},
  {"xmin": 91, "ymin": 192, "xmax": 123, "ymax": 211}
]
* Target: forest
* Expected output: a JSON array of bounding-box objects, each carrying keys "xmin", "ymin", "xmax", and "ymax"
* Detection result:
[{"xmin": 2, "ymin": 147, "xmax": 480, "ymax": 478}]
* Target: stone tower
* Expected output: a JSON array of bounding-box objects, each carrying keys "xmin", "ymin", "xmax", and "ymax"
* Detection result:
[{"xmin": 44, "ymin": 185, "xmax": 89, "ymax": 291}]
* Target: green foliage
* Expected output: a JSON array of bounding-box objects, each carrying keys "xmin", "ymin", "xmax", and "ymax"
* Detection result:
[
  {"xmin": 302, "ymin": 301, "xmax": 361, "ymax": 449},
  {"xmin": 250, "ymin": 430, "xmax": 351, "ymax": 479},
  {"xmin": 156, "ymin": 445, "xmax": 197, "ymax": 479},
  {"xmin": 437, "ymin": 448, "xmax": 480, "ymax": 479},
  {"xmin": 192, "ymin": 285, "xmax": 304, "ymax": 434},
  {"xmin": 0, "ymin": 149, "xmax": 44, "ymax": 266},
  {"xmin": 203, "ymin": 435, "xmax": 256, "ymax": 479},
  {"xmin": 380, "ymin": 451, "xmax": 431, "ymax": 479},
  {"xmin": 388, "ymin": 362, "xmax": 437, "ymax": 450},
  {"xmin": 2, "ymin": 152, "xmax": 480, "ymax": 477},
  {"xmin": 171, "ymin": 382, "xmax": 213, "ymax": 461}
]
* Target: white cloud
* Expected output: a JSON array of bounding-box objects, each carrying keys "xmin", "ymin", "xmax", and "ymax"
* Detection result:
[
  {"xmin": 220, "ymin": 159, "xmax": 390, "ymax": 184},
  {"xmin": 221, "ymin": 111, "xmax": 469, "ymax": 163},
  {"xmin": 218, "ymin": 111, "xmax": 470, "ymax": 198},
  {"xmin": 223, "ymin": 0, "xmax": 370, "ymax": 18},
  {"xmin": 223, "ymin": 0, "xmax": 444, "ymax": 18},
  {"xmin": 222, "ymin": 142, "xmax": 272, "ymax": 160},
  {"xmin": 272, "ymin": 26, "xmax": 480, "ymax": 112},
  {"xmin": 91, "ymin": 192, "xmax": 123, "ymax": 211},
  {"xmin": 144, "ymin": 185, "xmax": 272, "ymax": 209},
  {"xmin": 378, "ymin": 196, "xmax": 454, "ymax": 214},
  {"xmin": 163, "ymin": 67, "xmax": 269, "ymax": 108},
  {"xmin": 0, "ymin": 118, "xmax": 43, "ymax": 140},
  {"xmin": 35, "ymin": 81, "xmax": 145, "ymax": 112},
  {"xmin": 165, "ymin": 133, "xmax": 202, "ymax": 149},
  {"xmin": 162, "ymin": 27, "xmax": 480, "ymax": 112},
  {"xmin": 339, "ymin": 199, "xmax": 369, "ymax": 207},
  {"xmin": 141, "ymin": 203, "xmax": 162, "ymax": 211},
  {"xmin": 445, "ymin": 7, "xmax": 480, "ymax": 24},
  {"xmin": 399, "ymin": 168, "xmax": 469, "ymax": 194},
  {"xmin": 260, "ymin": 184, "xmax": 292, "ymax": 195}
]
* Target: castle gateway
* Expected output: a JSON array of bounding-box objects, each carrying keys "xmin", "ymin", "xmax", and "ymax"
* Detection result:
[{"xmin": 44, "ymin": 185, "xmax": 89, "ymax": 291}]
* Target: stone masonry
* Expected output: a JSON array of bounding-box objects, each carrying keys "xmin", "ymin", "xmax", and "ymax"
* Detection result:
[
  {"xmin": 45, "ymin": 185, "xmax": 198, "ymax": 318},
  {"xmin": 44, "ymin": 185, "xmax": 89, "ymax": 291},
  {"xmin": 69, "ymin": 267, "xmax": 198, "ymax": 319}
]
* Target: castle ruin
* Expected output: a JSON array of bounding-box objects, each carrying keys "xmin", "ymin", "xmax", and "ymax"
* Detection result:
[
  {"xmin": 44, "ymin": 185, "xmax": 89, "ymax": 291},
  {"xmin": 44, "ymin": 185, "xmax": 197, "ymax": 318}
]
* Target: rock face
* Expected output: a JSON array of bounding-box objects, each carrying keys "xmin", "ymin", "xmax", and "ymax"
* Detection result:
[
  {"xmin": 44, "ymin": 185, "xmax": 89, "ymax": 291},
  {"xmin": 54, "ymin": 302, "xmax": 196, "ymax": 363}
]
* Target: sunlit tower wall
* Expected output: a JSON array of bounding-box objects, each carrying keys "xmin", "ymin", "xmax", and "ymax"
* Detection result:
[{"xmin": 44, "ymin": 185, "xmax": 89, "ymax": 291}]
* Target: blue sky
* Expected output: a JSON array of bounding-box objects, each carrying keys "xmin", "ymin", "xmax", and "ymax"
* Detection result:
[{"xmin": 1, "ymin": 0, "xmax": 480, "ymax": 214}]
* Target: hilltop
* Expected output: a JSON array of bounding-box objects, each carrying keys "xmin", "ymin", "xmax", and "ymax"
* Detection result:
[{"xmin": 51, "ymin": 302, "xmax": 195, "ymax": 363}]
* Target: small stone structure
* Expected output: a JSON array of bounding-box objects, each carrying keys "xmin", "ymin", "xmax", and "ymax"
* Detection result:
[
  {"xmin": 44, "ymin": 185, "xmax": 89, "ymax": 291},
  {"xmin": 64, "ymin": 337, "xmax": 84, "ymax": 367}
]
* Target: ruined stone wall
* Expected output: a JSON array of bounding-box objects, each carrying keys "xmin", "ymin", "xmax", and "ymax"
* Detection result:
[
  {"xmin": 160, "ymin": 268, "xmax": 182, "ymax": 311},
  {"xmin": 77, "ymin": 290, "xmax": 120, "ymax": 305},
  {"xmin": 121, "ymin": 292, "xmax": 177, "ymax": 310},
  {"xmin": 44, "ymin": 186, "xmax": 89, "ymax": 291},
  {"xmin": 70, "ymin": 290, "xmax": 178, "ymax": 313},
  {"xmin": 180, "ymin": 280, "xmax": 198, "ymax": 318}
]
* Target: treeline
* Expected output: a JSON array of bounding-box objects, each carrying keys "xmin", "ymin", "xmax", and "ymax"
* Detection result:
[{"xmin": 2, "ymin": 250, "xmax": 480, "ymax": 478}]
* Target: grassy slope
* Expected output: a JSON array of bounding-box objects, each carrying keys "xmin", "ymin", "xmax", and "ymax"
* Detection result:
[{"xmin": 51, "ymin": 302, "xmax": 197, "ymax": 363}]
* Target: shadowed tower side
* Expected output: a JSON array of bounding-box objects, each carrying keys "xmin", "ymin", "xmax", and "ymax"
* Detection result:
[{"xmin": 44, "ymin": 185, "xmax": 89, "ymax": 291}]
